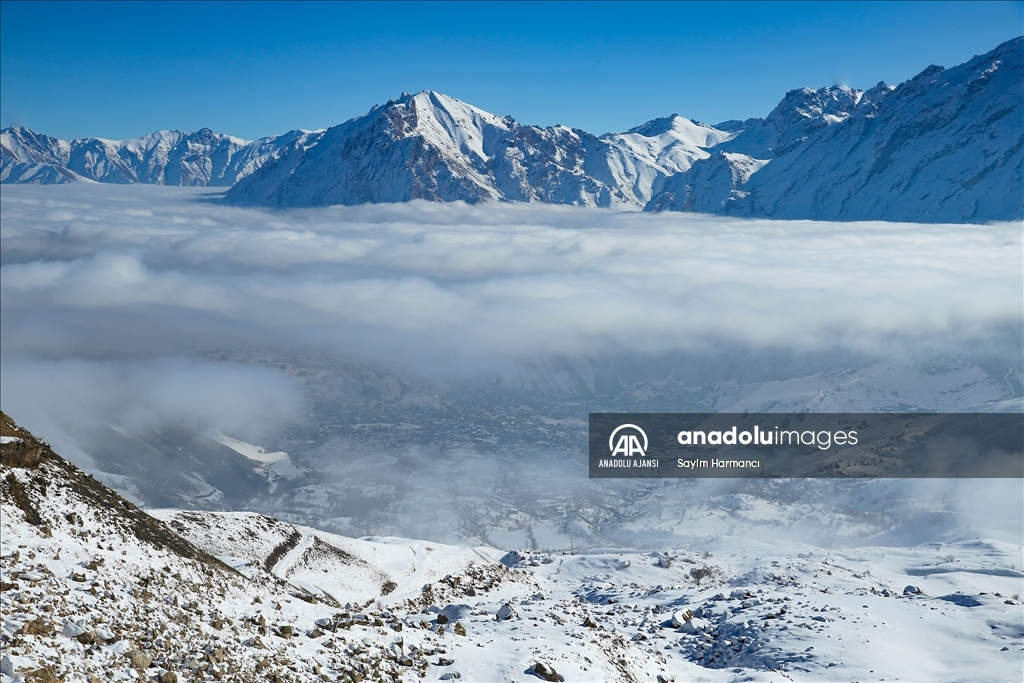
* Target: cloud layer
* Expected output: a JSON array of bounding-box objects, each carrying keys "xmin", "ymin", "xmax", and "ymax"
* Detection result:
[
  {"xmin": 2, "ymin": 185, "xmax": 1020, "ymax": 546},
  {"xmin": 2, "ymin": 185, "xmax": 1020, "ymax": 372}
]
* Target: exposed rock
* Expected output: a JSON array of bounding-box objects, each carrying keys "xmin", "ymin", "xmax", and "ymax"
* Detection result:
[
  {"xmin": 126, "ymin": 649, "xmax": 152, "ymax": 669},
  {"xmin": 670, "ymin": 609, "xmax": 694, "ymax": 628},
  {"xmin": 24, "ymin": 666, "xmax": 61, "ymax": 683},
  {"xmin": 61, "ymin": 620, "xmax": 88, "ymax": 638},
  {"xmin": 527, "ymin": 661, "xmax": 564, "ymax": 682},
  {"xmin": 495, "ymin": 603, "xmax": 518, "ymax": 621},
  {"xmin": 19, "ymin": 616, "xmax": 54, "ymax": 636}
]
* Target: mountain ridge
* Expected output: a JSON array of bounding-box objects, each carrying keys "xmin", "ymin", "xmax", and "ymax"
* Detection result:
[
  {"xmin": 1, "ymin": 125, "xmax": 324, "ymax": 187},
  {"xmin": 3, "ymin": 37, "xmax": 1021, "ymax": 222}
]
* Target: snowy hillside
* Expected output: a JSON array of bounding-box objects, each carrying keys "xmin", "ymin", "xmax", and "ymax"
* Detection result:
[
  {"xmin": 645, "ymin": 83, "xmax": 889, "ymax": 214},
  {"xmin": 717, "ymin": 37, "xmax": 1024, "ymax": 223},
  {"xmin": 0, "ymin": 126, "xmax": 323, "ymax": 187},
  {"xmin": 3, "ymin": 411, "xmax": 1022, "ymax": 682},
  {"xmin": 645, "ymin": 152, "xmax": 768, "ymax": 214}
]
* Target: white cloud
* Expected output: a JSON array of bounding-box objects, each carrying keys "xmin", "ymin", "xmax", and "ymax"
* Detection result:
[
  {"xmin": 2, "ymin": 185, "xmax": 1019, "ymax": 372},
  {"xmin": 0, "ymin": 356, "xmax": 302, "ymax": 451}
]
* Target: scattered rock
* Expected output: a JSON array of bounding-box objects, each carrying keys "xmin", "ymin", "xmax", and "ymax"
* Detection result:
[
  {"xmin": 670, "ymin": 609, "xmax": 693, "ymax": 628},
  {"xmin": 500, "ymin": 551, "xmax": 523, "ymax": 567},
  {"xmin": 527, "ymin": 662, "xmax": 564, "ymax": 682},
  {"xmin": 678, "ymin": 618, "xmax": 708, "ymax": 635},
  {"xmin": 439, "ymin": 604, "xmax": 473, "ymax": 623},
  {"xmin": 159, "ymin": 672, "xmax": 178, "ymax": 683},
  {"xmin": 19, "ymin": 616, "xmax": 54, "ymax": 636},
  {"xmin": 940, "ymin": 594, "xmax": 982, "ymax": 608},
  {"xmin": 495, "ymin": 603, "xmax": 518, "ymax": 621},
  {"xmin": 126, "ymin": 649, "xmax": 152, "ymax": 669},
  {"xmin": 62, "ymin": 620, "xmax": 88, "ymax": 638},
  {"xmin": 24, "ymin": 666, "xmax": 60, "ymax": 683},
  {"xmin": 453, "ymin": 621, "xmax": 467, "ymax": 636}
]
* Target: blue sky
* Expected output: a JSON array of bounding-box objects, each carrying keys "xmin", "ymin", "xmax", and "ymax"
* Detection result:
[{"xmin": 2, "ymin": 1, "xmax": 1021, "ymax": 140}]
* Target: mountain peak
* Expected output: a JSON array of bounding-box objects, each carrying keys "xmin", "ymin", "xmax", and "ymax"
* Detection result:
[{"xmin": 626, "ymin": 114, "xmax": 684, "ymax": 137}]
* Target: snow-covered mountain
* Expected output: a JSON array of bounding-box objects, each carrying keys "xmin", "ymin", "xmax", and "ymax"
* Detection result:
[
  {"xmin": 714, "ymin": 83, "xmax": 893, "ymax": 159},
  {"xmin": 653, "ymin": 37, "xmax": 1022, "ymax": 223},
  {"xmin": 739, "ymin": 36, "xmax": 1022, "ymax": 223},
  {"xmin": 0, "ymin": 126, "xmax": 323, "ymax": 186},
  {"xmin": 4, "ymin": 37, "xmax": 1021, "ymax": 222},
  {"xmin": 223, "ymin": 91, "xmax": 725, "ymax": 208},
  {"xmin": 593, "ymin": 115, "xmax": 736, "ymax": 205},
  {"xmin": 645, "ymin": 83, "xmax": 890, "ymax": 213}
]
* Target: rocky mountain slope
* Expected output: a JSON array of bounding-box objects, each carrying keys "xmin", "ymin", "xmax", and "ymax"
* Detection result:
[{"xmin": 3, "ymin": 411, "xmax": 1022, "ymax": 682}]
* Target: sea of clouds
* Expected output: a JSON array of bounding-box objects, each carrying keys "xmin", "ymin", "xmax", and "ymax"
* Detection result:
[
  {"xmin": 3, "ymin": 184, "xmax": 1019, "ymax": 362},
  {"xmin": 4, "ymin": 184, "xmax": 1019, "ymax": 430},
  {"xmin": 1, "ymin": 184, "xmax": 1021, "ymax": 545},
  {"xmin": 2, "ymin": 184, "xmax": 1021, "ymax": 431}
]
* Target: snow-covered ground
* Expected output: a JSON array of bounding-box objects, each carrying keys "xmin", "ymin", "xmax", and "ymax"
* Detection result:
[
  {"xmin": 2, "ymin": 412, "xmax": 1022, "ymax": 682},
  {"xmin": 208, "ymin": 433, "xmax": 306, "ymax": 484}
]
